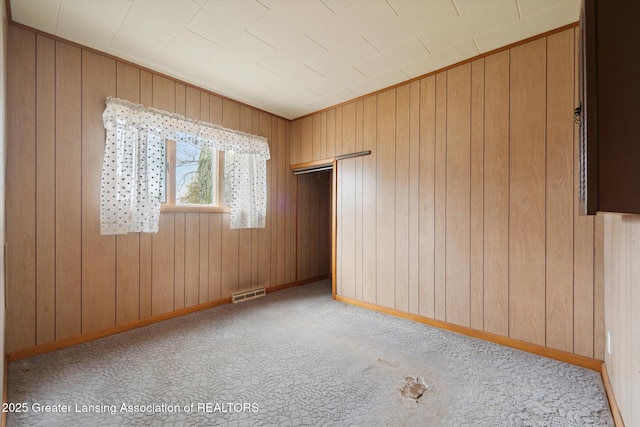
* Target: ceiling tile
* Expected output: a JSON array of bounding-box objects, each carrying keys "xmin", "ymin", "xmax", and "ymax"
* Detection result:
[
  {"xmin": 207, "ymin": 32, "xmax": 276, "ymax": 72},
  {"xmin": 266, "ymin": 65, "xmax": 324, "ymax": 96},
  {"xmin": 420, "ymin": 1, "xmax": 519, "ymax": 53},
  {"xmin": 355, "ymin": 38, "xmax": 429, "ymax": 78},
  {"xmin": 387, "ymin": 0, "xmax": 460, "ymax": 32},
  {"xmin": 517, "ymin": 0, "xmax": 573, "ymax": 17},
  {"xmin": 474, "ymin": 1, "xmax": 579, "ymax": 53},
  {"xmin": 123, "ymin": 0, "xmax": 201, "ymax": 44},
  {"xmin": 10, "ymin": 0, "xmax": 60, "ymax": 34},
  {"xmin": 348, "ymin": 68, "xmax": 409, "ymax": 97},
  {"xmin": 306, "ymin": 0, "xmax": 393, "ymax": 52},
  {"xmin": 107, "ymin": 25, "xmax": 167, "ymax": 63},
  {"xmin": 256, "ymin": 34, "xmax": 328, "ymax": 77},
  {"xmin": 307, "ymin": 67, "xmax": 366, "ymax": 96},
  {"xmin": 187, "ymin": 1, "xmax": 268, "ymax": 46},
  {"xmin": 56, "ymin": 1, "xmax": 130, "ymax": 51},
  {"xmin": 247, "ymin": 1, "xmax": 333, "ymax": 49},
  {"xmin": 305, "ymin": 36, "xmax": 378, "ymax": 77},
  {"xmin": 153, "ymin": 30, "xmax": 222, "ymax": 74},
  {"xmin": 401, "ymin": 39, "xmax": 479, "ymax": 79}
]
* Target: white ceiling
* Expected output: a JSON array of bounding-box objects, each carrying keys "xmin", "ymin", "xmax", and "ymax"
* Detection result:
[{"xmin": 10, "ymin": 0, "xmax": 580, "ymax": 120}]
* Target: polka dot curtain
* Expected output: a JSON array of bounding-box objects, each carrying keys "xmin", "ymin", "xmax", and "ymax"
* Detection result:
[{"xmin": 101, "ymin": 97, "xmax": 270, "ymax": 235}]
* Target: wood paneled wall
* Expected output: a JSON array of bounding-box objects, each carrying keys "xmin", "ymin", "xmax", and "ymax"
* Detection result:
[
  {"xmin": 603, "ymin": 214, "xmax": 640, "ymax": 426},
  {"xmin": 5, "ymin": 26, "xmax": 301, "ymax": 353},
  {"xmin": 292, "ymin": 27, "xmax": 605, "ymax": 359}
]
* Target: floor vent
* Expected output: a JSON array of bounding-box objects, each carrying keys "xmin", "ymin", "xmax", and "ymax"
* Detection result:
[{"xmin": 231, "ymin": 288, "xmax": 266, "ymax": 303}]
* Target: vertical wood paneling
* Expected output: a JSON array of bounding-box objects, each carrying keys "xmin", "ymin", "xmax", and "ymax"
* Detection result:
[
  {"xmin": 291, "ymin": 119, "xmax": 300, "ymax": 165},
  {"xmin": 270, "ymin": 117, "xmax": 279, "ymax": 287},
  {"xmin": 55, "ymin": 41, "xmax": 82, "ymax": 340},
  {"xmin": 208, "ymin": 214, "xmax": 222, "ymax": 301},
  {"xmin": 509, "ymin": 38, "xmax": 547, "ymax": 346},
  {"xmin": 81, "ymin": 51, "xmax": 117, "ymax": 333},
  {"xmin": 238, "ymin": 106, "xmax": 254, "ymax": 290},
  {"xmin": 285, "ymin": 120, "xmax": 294, "ymax": 284},
  {"xmin": 184, "ymin": 213, "xmax": 200, "ymax": 306},
  {"xmin": 341, "ymin": 103, "xmax": 356, "ymax": 298},
  {"xmin": 593, "ymin": 214, "xmax": 605, "ymax": 359},
  {"xmin": 326, "ymin": 109, "xmax": 336, "ymax": 159},
  {"xmin": 257, "ymin": 112, "xmax": 272, "ymax": 286},
  {"xmin": 297, "ymin": 174, "xmax": 310, "ymax": 281},
  {"xmin": 174, "ymin": 212, "xmax": 186, "ymax": 309},
  {"xmin": 470, "ymin": 59, "xmax": 485, "ymax": 331},
  {"xmin": 222, "ymin": 100, "xmax": 240, "ymax": 295},
  {"xmin": 573, "ymin": 25, "xmax": 595, "ymax": 358},
  {"xmin": 116, "ymin": 62, "xmax": 142, "ymax": 325},
  {"xmin": 276, "ymin": 118, "xmax": 287, "ymax": 286},
  {"xmin": 252, "ymin": 110, "xmax": 261, "ymax": 287},
  {"xmin": 434, "ymin": 73, "xmax": 447, "ymax": 321},
  {"xmin": 395, "ymin": 85, "xmax": 410, "ymax": 313},
  {"xmin": 376, "ymin": 89, "xmax": 396, "ymax": 308},
  {"xmin": 139, "ymin": 70, "xmax": 153, "ymax": 319},
  {"xmin": 151, "ymin": 75, "xmax": 176, "ymax": 315},
  {"xmin": 35, "ymin": 35, "xmax": 56, "ymax": 344},
  {"xmin": 545, "ymin": 30, "xmax": 574, "ymax": 352},
  {"xmin": 301, "ymin": 116, "xmax": 313, "ymax": 163},
  {"xmin": 312, "ymin": 113, "xmax": 321, "ymax": 161},
  {"xmin": 362, "ymin": 96, "xmax": 377, "ymax": 303},
  {"xmin": 6, "ymin": 27, "xmax": 36, "ymax": 351},
  {"xmin": 418, "ymin": 76, "xmax": 436, "ymax": 318},
  {"xmin": 408, "ymin": 81, "xmax": 420, "ymax": 315},
  {"xmin": 445, "ymin": 63, "xmax": 471, "ymax": 328},
  {"xmin": 355, "ymin": 100, "xmax": 364, "ymax": 300},
  {"xmin": 335, "ymin": 106, "xmax": 343, "ymax": 156},
  {"xmin": 483, "ymin": 51, "xmax": 510, "ymax": 336},
  {"xmin": 320, "ymin": 111, "xmax": 327, "ymax": 160},
  {"xmin": 199, "ymin": 212, "xmax": 209, "ymax": 303}
]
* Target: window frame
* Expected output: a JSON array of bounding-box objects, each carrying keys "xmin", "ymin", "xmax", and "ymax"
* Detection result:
[{"xmin": 160, "ymin": 139, "xmax": 230, "ymax": 213}]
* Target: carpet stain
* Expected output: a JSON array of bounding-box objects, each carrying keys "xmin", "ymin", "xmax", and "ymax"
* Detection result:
[{"xmin": 401, "ymin": 376, "xmax": 428, "ymax": 400}]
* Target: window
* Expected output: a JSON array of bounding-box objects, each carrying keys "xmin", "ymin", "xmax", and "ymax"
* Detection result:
[
  {"xmin": 101, "ymin": 97, "xmax": 269, "ymax": 234},
  {"xmin": 162, "ymin": 139, "xmax": 228, "ymax": 211}
]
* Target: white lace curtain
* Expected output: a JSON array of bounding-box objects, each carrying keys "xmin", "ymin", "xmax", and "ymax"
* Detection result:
[{"xmin": 100, "ymin": 97, "xmax": 270, "ymax": 235}]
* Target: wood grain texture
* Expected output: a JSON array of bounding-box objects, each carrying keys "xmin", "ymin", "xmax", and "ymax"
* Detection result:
[
  {"xmin": 312, "ymin": 113, "xmax": 321, "ymax": 161},
  {"xmin": 418, "ymin": 76, "xmax": 436, "ymax": 318},
  {"xmin": 174, "ymin": 213, "xmax": 186, "ymax": 309},
  {"xmin": 35, "ymin": 34, "xmax": 56, "ymax": 345},
  {"xmin": 545, "ymin": 29, "xmax": 574, "ymax": 352},
  {"xmin": 222, "ymin": 100, "xmax": 240, "ymax": 295},
  {"xmin": 115, "ymin": 62, "xmax": 141, "ymax": 326},
  {"xmin": 184, "ymin": 213, "xmax": 200, "ymax": 306},
  {"xmin": 483, "ymin": 51, "xmax": 510, "ymax": 336},
  {"xmin": 408, "ymin": 81, "xmax": 420, "ymax": 315},
  {"xmin": 301, "ymin": 116, "xmax": 313, "ymax": 164},
  {"xmin": 55, "ymin": 41, "xmax": 83, "ymax": 340},
  {"xmin": 470, "ymin": 59, "xmax": 484, "ymax": 331},
  {"xmin": 355, "ymin": 100, "xmax": 364, "ymax": 301},
  {"xmin": 81, "ymin": 50, "xmax": 117, "ymax": 333},
  {"xmin": 361, "ymin": 96, "xmax": 377, "ymax": 304},
  {"xmin": 239, "ymin": 106, "xmax": 254, "ymax": 290},
  {"xmin": 6, "ymin": 26, "xmax": 37, "ymax": 352},
  {"xmin": 326, "ymin": 109, "xmax": 336, "ymax": 159},
  {"xmin": 434, "ymin": 73, "xmax": 447, "ymax": 321},
  {"xmin": 445, "ymin": 63, "xmax": 471, "ymax": 328},
  {"xmin": 139, "ymin": 70, "xmax": 153, "ymax": 319},
  {"xmin": 340, "ymin": 102, "xmax": 357, "ymax": 299},
  {"xmin": 509, "ymin": 38, "xmax": 547, "ymax": 346},
  {"xmin": 257, "ymin": 112, "xmax": 272, "ymax": 287},
  {"xmin": 395, "ymin": 84, "xmax": 410, "ymax": 313},
  {"xmin": 376, "ymin": 89, "xmax": 396, "ymax": 308}
]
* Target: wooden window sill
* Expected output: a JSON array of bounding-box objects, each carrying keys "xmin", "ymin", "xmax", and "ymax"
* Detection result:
[{"xmin": 161, "ymin": 205, "xmax": 230, "ymax": 213}]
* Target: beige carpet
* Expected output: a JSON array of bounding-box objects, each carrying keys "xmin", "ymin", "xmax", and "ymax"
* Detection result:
[{"xmin": 8, "ymin": 279, "xmax": 613, "ymax": 426}]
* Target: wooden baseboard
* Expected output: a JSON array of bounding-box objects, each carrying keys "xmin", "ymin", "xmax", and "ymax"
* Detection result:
[
  {"xmin": 335, "ymin": 295, "xmax": 603, "ymax": 372},
  {"xmin": 6, "ymin": 276, "xmax": 330, "ymax": 363},
  {"xmin": 601, "ymin": 362, "xmax": 625, "ymax": 426}
]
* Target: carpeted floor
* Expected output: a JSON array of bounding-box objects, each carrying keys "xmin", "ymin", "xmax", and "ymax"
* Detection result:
[{"xmin": 7, "ymin": 279, "xmax": 613, "ymax": 426}]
